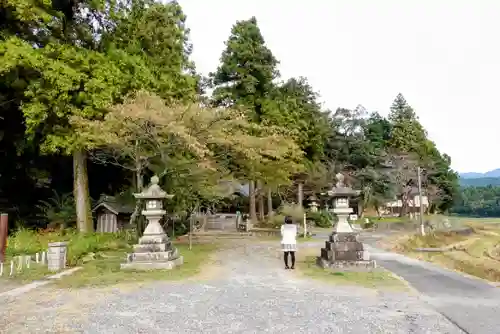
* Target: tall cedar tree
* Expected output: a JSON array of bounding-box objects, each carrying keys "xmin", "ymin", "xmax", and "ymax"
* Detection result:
[{"xmin": 210, "ymin": 17, "xmax": 280, "ymax": 222}]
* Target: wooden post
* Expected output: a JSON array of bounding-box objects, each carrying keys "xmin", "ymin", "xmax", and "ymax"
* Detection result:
[{"xmin": 0, "ymin": 213, "xmax": 8, "ymax": 263}]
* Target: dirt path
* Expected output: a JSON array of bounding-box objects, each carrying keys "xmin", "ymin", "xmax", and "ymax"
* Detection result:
[{"xmin": 0, "ymin": 241, "xmax": 462, "ymax": 333}]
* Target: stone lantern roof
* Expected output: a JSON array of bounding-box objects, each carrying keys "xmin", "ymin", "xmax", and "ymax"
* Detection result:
[
  {"xmin": 326, "ymin": 173, "xmax": 361, "ymax": 198},
  {"xmin": 134, "ymin": 175, "xmax": 174, "ymax": 200}
]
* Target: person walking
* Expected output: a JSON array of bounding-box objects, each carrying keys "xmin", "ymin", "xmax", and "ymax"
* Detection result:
[{"xmin": 280, "ymin": 215, "xmax": 297, "ymax": 269}]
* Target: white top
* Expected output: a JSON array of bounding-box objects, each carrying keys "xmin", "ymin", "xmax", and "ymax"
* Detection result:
[{"xmin": 280, "ymin": 224, "xmax": 297, "ymax": 244}]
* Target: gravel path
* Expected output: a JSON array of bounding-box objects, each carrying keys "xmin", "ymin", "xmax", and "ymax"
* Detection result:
[
  {"xmin": 360, "ymin": 233, "xmax": 500, "ymax": 334},
  {"xmin": 0, "ymin": 242, "xmax": 462, "ymax": 334}
]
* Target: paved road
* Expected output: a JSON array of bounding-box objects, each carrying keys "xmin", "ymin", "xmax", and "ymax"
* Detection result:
[
  {"xmin": 359, "ymin": 233, "xmax": 500, "ymax": 334},
  {"xmin": 0, "ymin": 242, "xmax": 460, "ymax": 334}
]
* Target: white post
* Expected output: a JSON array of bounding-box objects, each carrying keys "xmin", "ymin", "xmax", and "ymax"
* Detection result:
[
  {"xmin": 303, "ymin": 213, "xmax": 307, "ymax": 238},
  {"xmin": 189, "ymin": 214, "xmax": 193, "ymax": 251},
  {"xmin": 417, "ymin": 166, "xmax": 426, "ymax": 236},
  {"xmin": 9, "ymin": 260, "xmax": 14, "ymax": 276},
  {"xmin": 0, "ymin": 262, "xmax": 3, "ymax": 276},
  {"xmin": 17, "ymin": 256, "xmax": 22, "ymax": 271},
  {"xmin": 36, "ymin": 252, "xmax": 39, "ymax": 263}
]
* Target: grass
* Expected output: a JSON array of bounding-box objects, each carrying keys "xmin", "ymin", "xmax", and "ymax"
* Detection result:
[
  {"xmin": 6, "ymin": 228, "xmax": 136, "ymax": 266},
  {"xmin": 0, "ymin": 256, "xmax": 52, "ymax": 287},
  {"xmin": 54, "ymin": 242, "xmax": 219, "ymax": 289},
  {"xmin": 385, "ymin": 222, "xmax": 500, "ymax": 282},
  {"xmin": 3, "ymin": 228, "xmax": 221, "ymax": 289},
  {"xmin": 294, "ymin": 247, "xmax": 407, "ymax": 290}
]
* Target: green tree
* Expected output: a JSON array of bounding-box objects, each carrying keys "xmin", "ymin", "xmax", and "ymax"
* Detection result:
[
  {"xmin": 0, "ymin": 0, "xmax": 197, "ymax": 232},
  {"xmin": 388, "ymin": 93, "xmax": 428, "ymax": 156},
  {"xmin": 104, "ymin": 0, "xmax": 197, "ymax": 104},
  {"xmin": 210, "ymin": 16, "xmax": 281, "ymax": 222},
  {"xmin": 210, "ymin": 16, "xmax": 279, "ymax": 120}
]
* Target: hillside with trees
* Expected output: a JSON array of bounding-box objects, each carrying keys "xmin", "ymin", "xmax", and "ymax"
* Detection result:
[
  {"xmin": 0, "ymin": 1, "xmax": 459, "ymax": 232},
  {"xmin": 451, "ymin": 186, "xmax": 500, "ymax": 217},
  {"xmin": 459, "ymin": 177, "xmax": 500, "ymax": 187}
]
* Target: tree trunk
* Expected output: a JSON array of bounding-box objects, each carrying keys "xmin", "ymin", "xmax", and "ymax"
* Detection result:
[
  {"xmin": 399, "ymin": 194, "xmax": 409, "ymax": 217},
  {"xmin": 73, "ymin": 150, "xmax": 93, "ymax": 233},
  {"xmin": 297, "ymin": 182, "xmax": 304, "ymax": 207},
  {"xmin": 249, "ymin": 180, "xmax": 257, "ymax": 223},
  {"xmin": 130, "ymin": 165, "xmax": 144, "ymax": 237},
  {"xmin": 358, "ymin": 201, "xmax": 363, "ymax": 218},
  {"xmin": 257, "ymin": 181, "xmax": 265, "ymax": 221},
  {"xmin": 267, "ymin": 188, "xmax": 273, "ymax": 217}
]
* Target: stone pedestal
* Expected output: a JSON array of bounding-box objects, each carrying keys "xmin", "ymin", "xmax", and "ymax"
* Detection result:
[
  {"xmin": 317, "ymin": 232, "xmax": 376, "ymax": 270},
  {"xmin": 121, "ymin": 212, "xmax": 183, "ymax": 271},
  {"xmin": 47, "ymin": 241, "xmax": 68, "ymax": 272}
]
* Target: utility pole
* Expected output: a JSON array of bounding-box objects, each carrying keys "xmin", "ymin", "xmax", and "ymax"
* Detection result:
[{"xmin": 417, "ymin": 166, "xmax": 425, "ymax": 236}]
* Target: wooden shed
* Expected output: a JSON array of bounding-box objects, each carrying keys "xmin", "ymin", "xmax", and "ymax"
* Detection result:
[{"xmin": 92, "ymin": 195, "xmax": 134, "ymax": 233}]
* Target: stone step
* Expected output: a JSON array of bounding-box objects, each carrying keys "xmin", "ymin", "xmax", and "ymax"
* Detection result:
[
  {"xmin": 191, "ymin": 231, "xmax": 253, "ymax": 237},
  {"xmin": 133, "ymin": 243, "xmax": 172, "ymax": 253},
  {"xmin": 127, "ymin": 250, "xmax": 178, "ymax": 262},
  {"xmin": 121, "ymin": 256, "xmax": 184, "ymax": 271}
]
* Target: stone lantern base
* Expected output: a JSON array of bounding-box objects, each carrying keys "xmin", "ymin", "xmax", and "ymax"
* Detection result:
[
  {"xmin": 316, "ymin": 232, "xmax": 376, "ymax": 271},
  {"xmin": 121, "ymin": 221, "xmax": 183, "ymax": 271}
]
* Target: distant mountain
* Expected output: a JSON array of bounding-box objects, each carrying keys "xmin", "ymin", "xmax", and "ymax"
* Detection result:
[{"xmin": 460, "ymin": 168, "xmax": 500, "ymax": 179}]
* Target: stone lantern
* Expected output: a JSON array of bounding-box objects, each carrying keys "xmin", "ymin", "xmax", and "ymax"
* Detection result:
[
  {"xmin": 326, "ymin": 173, "xmax": 360, "ymax": 233},
  {"xmin": 308, "ymin": 196, "xmax": 319, "ymax": 212},
  {"xmin": 317, "ymin": 173, "xmax": 375, "ymax": 271},
  {"xmin": 121, "ymin": 175, "xmax": 183, "ymax": 270}
]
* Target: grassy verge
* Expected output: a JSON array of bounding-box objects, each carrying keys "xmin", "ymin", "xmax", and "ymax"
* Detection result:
[
  {"xmin": 54, "ymin": 242, "xmax": 219, "ymax": 289},
  {"xmin": 0, "ymin": 257, "xmax": 52, "ymax": 289},
  {"xmin": 294, "ymin": 247, "xmax": 407, "ymax": 290},
  {"xmin": 3, "ymin": 228, "xmax": 221, "ymax": 289},
  {"xmin": 6, "ymin": 228, "xmax": 136, "ymax": 266},
  {"xmin": 383, "ymin": 222, "xmax": 500, "ymax": 282}
]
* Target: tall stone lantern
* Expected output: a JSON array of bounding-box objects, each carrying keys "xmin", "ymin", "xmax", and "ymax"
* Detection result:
[
  {"xmin": 121, "ymin": 175, "xmax": 183, "ymax": 270},
  {"xmin": 327, "ymin": 173, "xmax": 360, "ymax": 233},
  {"xmin": 317, "ymin": 173, "xmax": 375, "ymax": 270}
]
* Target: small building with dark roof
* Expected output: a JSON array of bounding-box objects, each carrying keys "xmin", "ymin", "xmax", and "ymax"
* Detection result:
[{"xmin": 92, "ymin": 195, "xmax": 135, "ymax": 233}]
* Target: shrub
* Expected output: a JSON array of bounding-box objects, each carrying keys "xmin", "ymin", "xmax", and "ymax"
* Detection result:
[
  {"xmin": 306, "ymin": 211, "xmax": 333, "ymax": 228},
  {"xmin": 261, "ymin": 203, "xmax": 306, "ymax": 228},
  {"xmin": 279, "ymin": 203, "xmax": 305, "ymax": 222}
]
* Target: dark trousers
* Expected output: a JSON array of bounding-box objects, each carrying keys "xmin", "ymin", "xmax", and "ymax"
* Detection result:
[{"xmin": 284, "ymin": 251, "xmax": 296, "ymax": 267}]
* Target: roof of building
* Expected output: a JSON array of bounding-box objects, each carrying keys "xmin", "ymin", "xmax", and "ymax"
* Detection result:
[{"xmin": 92, "ymin": 195, "xmax": 134, "ymax": 215}]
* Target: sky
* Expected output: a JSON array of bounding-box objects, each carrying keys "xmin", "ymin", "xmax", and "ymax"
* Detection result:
[{"xmin": 179, "ymin": 0, "xmax": 500, "ymax": 173}]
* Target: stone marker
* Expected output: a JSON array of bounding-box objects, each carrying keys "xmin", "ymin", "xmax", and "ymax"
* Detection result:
[
  {"xmin": 121, "ymin": 175, "xmax": 183, "ymax": 271},
  {"xmin": 47, "ymin": 242, "xmax": 68, "ymax": 272},
  {"xmin": 317, "ymin": 173, "xmax": 376, "ymax": 271}
]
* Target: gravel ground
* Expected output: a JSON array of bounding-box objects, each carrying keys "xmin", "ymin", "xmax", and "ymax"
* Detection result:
[{"xmin": 0, "ymin": 242, "xmax": 462, "ymax": 334}]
